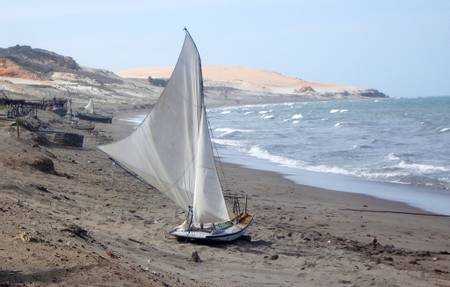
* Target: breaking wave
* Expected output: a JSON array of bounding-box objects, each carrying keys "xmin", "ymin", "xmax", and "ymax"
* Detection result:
[
  {"xmin": 387, "ymin": 152, "xmax": 400, "ymax": 161},
  {"xmin": 330, "ymin": 109, "xmax": 348, "ymax": 114},
  {"xmin": 206, "ymin": 97, "xmax": 450, "ymax": 193},
  {"xmin": 396, "ymin": 161, "xmax": 450, "ymax": 173},
  {"xmin": 247, "ymin": 145, "xmax": 353, "ymax": 176},
  {"xmin": 212, "ymin": 138, "xmax": 245, "ymax": 149},
  {"xmin": 214, "ymin": 128, "xmax": 254, "ymax": 137}
]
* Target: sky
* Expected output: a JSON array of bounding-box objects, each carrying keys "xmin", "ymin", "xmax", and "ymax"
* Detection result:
[{"xmin": 1, "ymin": 0, "xmax": 449, "ymax": 98}]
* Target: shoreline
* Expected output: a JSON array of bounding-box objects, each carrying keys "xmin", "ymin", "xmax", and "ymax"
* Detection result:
[
  {"xmin": 114, "ymin": 108, "xmax": 450, "ymax": 216},
  {"xmin": 217, "ymin": 148, "xmax": 450, "ymax": 216},
  {"xmin": 0, "ymin": 109, "xmax": 449, "ymax": 286},
  {"xmin": 109, "ymin": 109, "xmax": 446, "ymax": 218},
  {"xmin": 221, "ymin": 161, "xmax": 450, "ymax": 217}
]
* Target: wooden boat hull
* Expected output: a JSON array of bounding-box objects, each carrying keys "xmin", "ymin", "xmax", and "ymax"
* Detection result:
[
  {"xmin": 76, "ymin": 112, "xmax": 113, "ymax": 123},
  {"xmin": 169, "ymin": 214, "xmax": 253, "ymax": 242},
  {"xmin": 52, "ymin": 107, "xmax": 67, "ymax": 117}
]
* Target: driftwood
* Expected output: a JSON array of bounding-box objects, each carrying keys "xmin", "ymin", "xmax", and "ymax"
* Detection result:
[{"xmin": 61, "ymin": 224, "xmax": 90, "ymax": 240}]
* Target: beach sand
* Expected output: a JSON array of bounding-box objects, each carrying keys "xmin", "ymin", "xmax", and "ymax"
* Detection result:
[{"xmin": 0, "ymin": 111, "xmax": 449, "ymax": 286}]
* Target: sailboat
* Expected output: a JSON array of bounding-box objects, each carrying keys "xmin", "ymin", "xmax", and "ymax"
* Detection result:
[
  {"xmin": 84, "ymin": 98, "xmax": 94, "ymax": 114},
  {"xmin": 76, "ymin": 98, "xmax": 113, "ymax": 123},
  {"xmin": 99, "ymin": 30, "xmax": 253, "ymax": 242}
]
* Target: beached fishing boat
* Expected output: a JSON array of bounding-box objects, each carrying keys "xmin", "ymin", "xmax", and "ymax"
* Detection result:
[
  {"xmin": 99, "ymin": 30, "xmax": 253, "ymax": 242},
  {"xmin": 76, "ymin": 98, "xmax": 113, "ymax": 123}
]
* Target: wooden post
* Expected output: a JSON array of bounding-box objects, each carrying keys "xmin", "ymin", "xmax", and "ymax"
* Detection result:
[
  {"xmin": 16, "ymin": 119, "xmax": 20, "ymax": 138},
  {"xmin": 245, "ymin": 195, "xmax": 248, "ymax": 214}
]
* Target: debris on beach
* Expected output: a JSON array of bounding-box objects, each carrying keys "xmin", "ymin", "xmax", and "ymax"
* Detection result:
[
  {"xmin": 20, "ymin": 231, "xmax": 32, "ymax": 242},
  {"xmin": 52, "ymin": 132, "xmax": 84, "ymax": 147},
  {"xmin": 33, "ymin": 133, "xmax": 51, "ymax": 146},
  {"xmin": 19, "ymin": 231, "xmax": 40, "ymax": 243},
  {"xmin": 106, "ymin": 250, "xmax": 119, "ymax": 259},
  {"xmin": 29, "ymin": 155, "xmax": 55, "ymax": 174},
  {"xmin": 269, "ymin": 254, "xmax": 279, "ymax": 260},
  {"xmin": 31, "ymin": 183, "xmax": 50, "ymax": 193},
  {"xmin": 191, "ymin": 251, "xmax": 201, "ymax": 262},
  {"xmin": 61, "ymin": 224, "xmax": 90, "ymax": 241},
  {"xmin": 301, "ymin": 230, "xmax": 322, "ymax": 242}
]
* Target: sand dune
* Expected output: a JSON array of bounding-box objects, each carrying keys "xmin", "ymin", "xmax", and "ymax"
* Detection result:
[
  {"xmin": 1, "ymin": 45, "xmax": 386, "ymax": 108},
  {"xmin": 118, "ymin": 65, "xmax": 359, "ymax": 94}
]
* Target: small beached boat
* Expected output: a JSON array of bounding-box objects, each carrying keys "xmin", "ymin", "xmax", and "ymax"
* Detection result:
[
  {"xmin": 76, "ymin": 99, "xmax": 113, "ymax": 123},
  {"xmin": 99, "ymin": 30, "xmax": 253, "ymax": 242}
]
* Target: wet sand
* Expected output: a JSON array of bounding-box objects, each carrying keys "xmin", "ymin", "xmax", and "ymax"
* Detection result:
[{"xmin": 0, "ymin": 111, "xmax": 449, "ymax": 286}]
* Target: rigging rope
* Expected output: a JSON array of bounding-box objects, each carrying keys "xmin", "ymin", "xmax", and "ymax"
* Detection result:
[{"xmin": 206, "ymin": 112, "xmax": 229, "ymax": 193}]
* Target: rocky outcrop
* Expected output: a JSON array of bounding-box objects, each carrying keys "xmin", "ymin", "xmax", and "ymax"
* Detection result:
[
  {"xmin": 0, "ymin": 58, "xmax": 46, "ymax": 80},
  {"xmin": 294, "ymin": 86, "xmax": 316, "ymax": 94},
  {"xmin": 0, "ymin": 45, "xmax": 387, "ymax": 110},
  {"xmin": 147, "ymin": 76, "xmax": 167, "ymax": 87},
  {"xmin": 356, "ymin": 89, "xmax": 387, "ymax": 98},
  {"xmin": 0, "ymin": 45, "xmax": 79, "ymax": 78}
]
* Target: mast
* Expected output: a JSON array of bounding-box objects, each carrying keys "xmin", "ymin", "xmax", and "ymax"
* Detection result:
[{"xmin": 99, "ymin": 30, "xmax": 230, "ymax": 224}]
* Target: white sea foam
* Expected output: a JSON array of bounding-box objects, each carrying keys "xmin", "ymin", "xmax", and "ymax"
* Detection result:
[
  {"xmin": 355, "ymin": 170, "xmax": 410, "ymax": 180},
  {"xmin": 210, "ymin": 98, "xmax": 450, "ymax": 195},
  {"xmin": 259, "ymin": 110, "xmax": 271, "ymax": 114},
  {"xmin": 221, "ymin": 110, "xmax": 231, "ymax": 114},
  {"xmin": 212, "ymin": 138, "xmax": 244, "ymax": 148},
  {"xmin": 329, "ymin": 109, "xmax": 348, "ymax": 113},
  {"xmin": 248, "ymin": 146, "xmax": 303, "ymax": 168},
  {"xmin": 439, "ymin": 177, "xmax": 450, "ymax": 185},
  {"xmin": 246, "ymin": 145, "xmax": 353, "ymax": 176},
  {"xmin": 214, "ymin": 128, "xmax": 253, "ymax": 137},
  {"xmin": 387, "ymin": 153, "xmax": 400, "ymax": 161},
  {"xmin": 397, "ymin": 161, "xmax": 450, "ymax": 173},
  {"xmin": 291, "ymin": 113, "xmax": 303, "ymax": 119},
  {"xmin": 222, "ymin": 142, "xmax": 443, "ymax": 187}
]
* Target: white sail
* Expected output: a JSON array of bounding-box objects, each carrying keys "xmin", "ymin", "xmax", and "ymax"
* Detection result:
[
  {"xmin": 84, "ymin": 98, "xmax": 94, "ymax": 114},
  {"xmin": 98, "ymin": 32, "xmax": 229, "ymax": 224}
]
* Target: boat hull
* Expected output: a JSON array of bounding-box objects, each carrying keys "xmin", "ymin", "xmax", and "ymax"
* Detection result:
[
  {"xmin": 170, "ymin": 214, "xmax": 253, "ymax": 242},
  {"xmin": 76, "ymin": 112, "xmax": 113, "ymax": 123}
]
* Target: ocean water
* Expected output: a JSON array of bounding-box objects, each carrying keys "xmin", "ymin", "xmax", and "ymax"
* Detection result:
[
  {"xmin": 207, "ymin": 96, "xmax": 450, "ymax": 214},
  {"xmin": 121, "ymin": 96, "xmax": 450, "ymax": 214}
]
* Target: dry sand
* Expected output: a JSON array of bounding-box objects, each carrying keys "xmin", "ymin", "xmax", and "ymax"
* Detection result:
[{"xmin": 0, "ymin": 111, "xmax": 449, "ymax": 286}]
